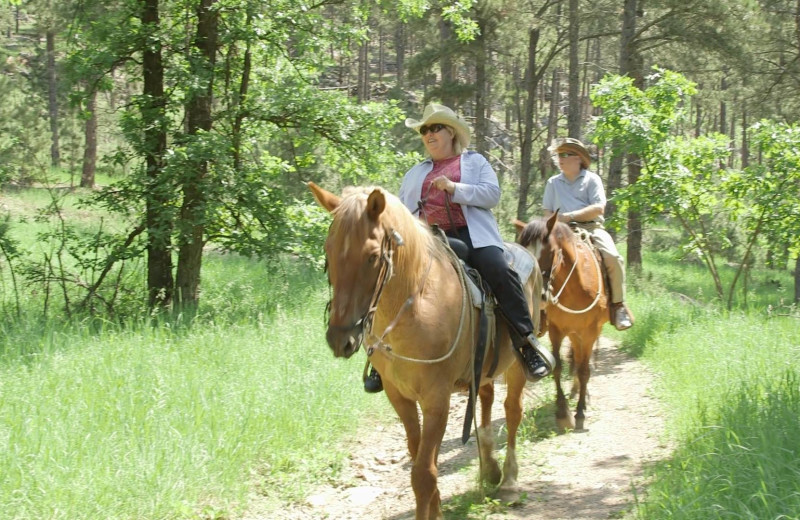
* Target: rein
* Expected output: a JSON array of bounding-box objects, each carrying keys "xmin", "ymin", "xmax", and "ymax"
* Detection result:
[
  {"xmin": 546, "ymin": 235, "xmax": 603, "ymax": 314},
  {"xmin": 366, "ymin": 231, "xmax": 471, "ymax": 366},
  {"xmin": 362, "ymin": 230, "xmax": 403, "ymax": 336}
]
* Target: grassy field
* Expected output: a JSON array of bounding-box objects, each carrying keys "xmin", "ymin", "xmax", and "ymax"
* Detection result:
[
  {"xmin": 1, "ymin": 186, "xmax": 799, "ymax": 519},
  {"xmin": 612, "ymin": 252, "xmax": 800, "ymax": 519},
  {"xmin": 0, "ymin": 185, "xmax": 394, "ymax": 519},
  {"xmin": 0, "ymin": 256, "xmax": 404, "ymax": 519}
]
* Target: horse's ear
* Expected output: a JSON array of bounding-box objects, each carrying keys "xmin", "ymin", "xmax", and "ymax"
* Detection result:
[
  {"xmin": 366, "ymin": 189, "xmax": 386, "ymax": 221},
  {"xmin": 512, "ymin": 219, "xmax": 527, "ymax": 235},
  {"xmin": 308, "ymin": 181, "xmax": 340, "ymax": 213},
  {"xmin": 546, "ymin": 210, "xmax": 559, "ymax": 234}
]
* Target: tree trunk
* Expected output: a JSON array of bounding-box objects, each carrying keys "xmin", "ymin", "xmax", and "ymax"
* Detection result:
[
  {"xmin": 695, "ymin": 98, "xmax": 702, "ymax": 137},
  {"xmin": 475, "ymin": 21, "xmax": 487, "ymax": 156},
  {"xmin": 728, "ymin": 98, "xmax": 736, "ymax": 167},
  {"xmin": 512, "ymin": 60, "xmax": 522, "ymax": 162},
  {"xmin": 377, "ymin": 26, "xmax": 383, "ymax": 85},
  {"xmin": 232, "ymin": 11, "xmax": 253, "ymax": 172},
  {"xmin": 606, "ymin": 0, "xmax": 638, "ymax": 238},
  {"xmin": 46, "ymin": 30, "xmax": 60, "ymax": 168},
  {"xmin": 339, "ymin": 40, "xmax": 346, "ymax": 86},
  {"xmin": 517, "ymin": 27, "xmax": 540, "ymax": 220},
  {"xmin": 794, "ymin": 255, "xmax": 800, "ymax": 303},
  {"xmin": 357, "ymin": 36, "xmax": 368, "ymax": 102},
  {"xmin": 626, "ymin": 24, "xmax": 644, "ymax": 270},
  {"xmin": 581, "ymin": 39, "xmax": 592, "ymax": 121},
  {"xmin": 363, "ymin": 33, "xmax": 370, "ymax": 100},
  {"xmin": 567, "ymin": 0, "xmax": 581, "ymax": 138},
  {"xmin": 741, "ymin": 107, "xmax": 749, "ymax": 168},
  {"xmin": 175, "ymin": 0, "xmax": 218, "ymax": 314},
  {"xmin": 80, "ymin": 88, "xmax": 97, "ymax": 188},
  {"xmin": 626, "ymin": 152, "xmax": 642, "ymax": 268},
  {"xmin": 605, "ymin": 153, "xmax": 623, "ymax": 241},
  {"xmin": 538, "ymin": 68, "xmax": 559, "ymax": 181},
  {"xmin": 142, "ymin": 0, "xmax": 174, "ymax": 309},
  {"xmin": 795, "ymin": 0, "xmax": 800, "ymax": 51},
  {"xmin": 395, "ymin": 23, "xmax": 405, "ymax": 88},
  {"xmin": 719, "ymin": 75, "xmax": 727, "ymax": 135},
  {"xmin": 619, "ymin": 0, "xmax": 637, "ymax": 86},
  {"xmin": 439, "ymin": 18, "xmax": 456, "ymax": 108}
]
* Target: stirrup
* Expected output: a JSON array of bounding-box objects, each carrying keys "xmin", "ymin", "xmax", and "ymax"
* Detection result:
[
  {"xmin": 513, "ymin": 336, "xmax": 554, "ymax": 382},
  {"xmin": 526, "ymin": 333, "xmax": 555, "ymax": 372}
]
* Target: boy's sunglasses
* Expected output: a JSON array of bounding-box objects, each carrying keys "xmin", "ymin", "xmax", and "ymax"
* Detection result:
[
  {"xmin": 557, "ymin": 152, "xmax": 577, "ymax": 158},
  {"xmin": 419, "ymin": 123, "xmax": 447, "ymax": 136}
]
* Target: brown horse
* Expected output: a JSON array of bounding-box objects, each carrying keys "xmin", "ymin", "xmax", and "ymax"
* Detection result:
[
  {"xmin": 515, "ymin": 213, "xmax": 608, "ymax": 432},
  {"xmin": 309, "ymin": 182, "xmax": 543, "ymax": 520}
]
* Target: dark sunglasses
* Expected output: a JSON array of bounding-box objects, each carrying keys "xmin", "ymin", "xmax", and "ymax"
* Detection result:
[
  {"xmin": 419, "ymin": 123, "xmax": 447, "ymax": 136},
  {"xmin": 557, "ymin": 152, "xmax": 577, "ymax": 158}
]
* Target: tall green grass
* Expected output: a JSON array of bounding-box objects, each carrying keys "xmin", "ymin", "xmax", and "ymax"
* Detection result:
[
  {"xmin": 616, "ymin": 253, "xmax": 800, "ymax": 519},
  {"xmin": 638, "ymin": 371, "xmax": 800, "ymax": 519},
  {"xmin": 3, "ymin": 185, "xmax": 799, "ymax": 518},
  {"xmin": 0, "ymin": 257, "xmax": 389, "ymax": 519}
]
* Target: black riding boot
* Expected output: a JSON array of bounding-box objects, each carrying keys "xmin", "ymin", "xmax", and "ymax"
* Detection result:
[
  {"xmin": 514, "ymin": 333, "xmax": 555, "ymax": 382},
  {"xmin": 364, "ymin": 366, "xmax": 383, "ymax": 393}
]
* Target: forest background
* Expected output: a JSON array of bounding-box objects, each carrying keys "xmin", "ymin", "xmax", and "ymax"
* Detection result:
[
  {"xmin": 1, "ymin": 1, "xmax": 800, "ymax": 519},
  {"xmin": 1, "ymin": 0, "xmax": 799, "ymax": 320}
]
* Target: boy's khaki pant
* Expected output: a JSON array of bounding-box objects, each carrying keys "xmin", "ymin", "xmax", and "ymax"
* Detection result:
[{"xmin": 577, "ymin": 222, "xmax": 625, "ymax": 304}]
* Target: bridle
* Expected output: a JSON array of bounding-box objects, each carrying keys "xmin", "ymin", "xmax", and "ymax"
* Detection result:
[
  {"xmin": 325, "ymin": 227, "xmax": 404, "ymax": 350},
  {"xmin": 325, "ymin": 225, "xmax": 470, "ymax": 365}
]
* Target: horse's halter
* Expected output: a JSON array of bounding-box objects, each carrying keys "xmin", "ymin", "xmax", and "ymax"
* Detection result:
[
  {"xmin": 326, "ymin": 211, "xmax": 468, "ymax": 365},
  {"xmin": 325, "ymin": 227, "xmax": 406, "ymax": 353}
]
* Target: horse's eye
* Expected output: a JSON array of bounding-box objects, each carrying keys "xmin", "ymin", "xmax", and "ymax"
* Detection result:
[{"xmin": 368, "ymin": 253, "xmax": 379, "ymax": 265}]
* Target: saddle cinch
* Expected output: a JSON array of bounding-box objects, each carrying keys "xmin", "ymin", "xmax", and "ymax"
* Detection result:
[{"xmin": 432, "ymin": 226, "xmax": 539, "ymax": 443}]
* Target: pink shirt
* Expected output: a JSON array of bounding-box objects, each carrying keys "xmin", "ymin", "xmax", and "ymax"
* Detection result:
[{"xmin": 419, "ymin": 155, "xmax": 467, "ymax": 230}]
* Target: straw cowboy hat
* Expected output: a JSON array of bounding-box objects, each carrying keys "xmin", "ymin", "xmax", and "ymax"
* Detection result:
[
  {"xmin": 550, "ymin": 137, "xmax": 592, "ymax": 169},
  {"xmin": 405, "ymin": 103, "xmax": 471, "ymax": 150}
]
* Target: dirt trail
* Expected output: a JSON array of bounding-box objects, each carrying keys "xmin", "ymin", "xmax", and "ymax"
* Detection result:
[{"xmin": 247, "ymin": 337, "xmax": 672, "ymax": 520}]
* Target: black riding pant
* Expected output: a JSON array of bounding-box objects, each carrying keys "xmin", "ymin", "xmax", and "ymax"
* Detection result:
[{"xmin": 447, "ymin": 227, "xmax": 534, "ymax": 344}]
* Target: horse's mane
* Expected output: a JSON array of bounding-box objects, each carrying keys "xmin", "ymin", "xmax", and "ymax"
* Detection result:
[
  {"xmin": 518, "ymin": 217, "xmax": 575, "ymax": 248},
  {"xmin": 550, "ymin": 221, "xmax": 576, "ymax": 244},
  {"xmin": 331, "ymin": 187, "xmax": 447, "ymax": 290}
]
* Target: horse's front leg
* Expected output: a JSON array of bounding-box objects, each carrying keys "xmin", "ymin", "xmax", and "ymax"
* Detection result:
[
  {"xmin": 477, "ymin": 381, "xmax": 502, "ymax": 486},
  {"xmin": 384, "ymin": 382, "xmax": 421, "ymax": 460},
  {"xmin": 550, "ymin": 328, "xmax": 574, "ymax": 432},
  {"xmin": 572, "ymin": 338, "xmax": 594, "ymax": 431},
  {"xmin": 413, "ymin": 396, "xmax": 450, "ymax": 520},
  {"xmin": 500, "ymin": 361, "xmax": 527, "ymax": 496}
]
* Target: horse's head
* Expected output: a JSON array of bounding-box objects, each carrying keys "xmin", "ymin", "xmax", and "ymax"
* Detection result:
[
  {"xmin": 309, "ymin": 182, "xmax": 393, "ymax": 359},
  {"xmin": 514, "ymin": 212, "xmax": 559, "ymax": 277}
]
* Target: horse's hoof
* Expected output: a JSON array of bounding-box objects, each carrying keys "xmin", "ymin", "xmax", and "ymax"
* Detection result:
[
  {"xmin": 556, "ymin": 416, "xmax": 574, "ymax": 434},
  {"xmin": 481, "ymin": 462, "xmax": 502, "ymax": 487},
  {"xmin": 494, "ymin": 483, "xmax": 523, "ymax": 505}
]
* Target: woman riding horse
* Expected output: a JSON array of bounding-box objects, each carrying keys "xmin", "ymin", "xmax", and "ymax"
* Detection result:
[{"xmin": 364, "ymin": 103, "xmax": 555, "ymax": 393}]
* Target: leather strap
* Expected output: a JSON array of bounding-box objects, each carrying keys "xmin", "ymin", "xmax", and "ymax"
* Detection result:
[{"xmin": 462, "ymin": 273, "xmax": 490, "ymax": 445}]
